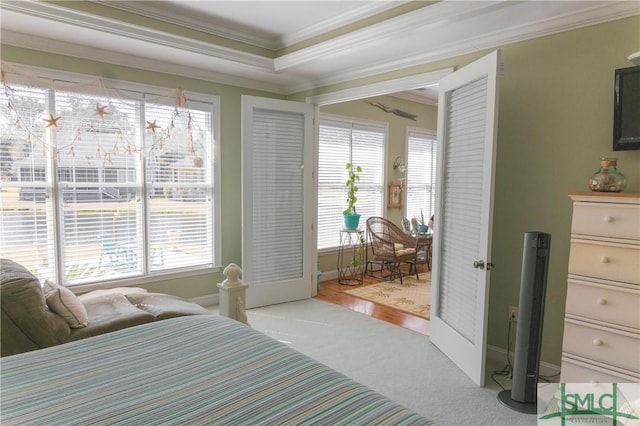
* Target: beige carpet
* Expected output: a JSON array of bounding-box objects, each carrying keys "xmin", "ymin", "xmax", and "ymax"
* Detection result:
[{"xmin": 345, "ymin": 272, "xmax": 431, "ymax": 319}]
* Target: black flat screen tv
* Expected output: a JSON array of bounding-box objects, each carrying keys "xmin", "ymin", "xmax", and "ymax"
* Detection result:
[{"xmin": 613, "ymin": 65, "xmax": 640, "ymax": 151}]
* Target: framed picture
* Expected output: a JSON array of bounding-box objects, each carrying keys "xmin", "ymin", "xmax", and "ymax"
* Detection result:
[{"xmin": 388, "ymin": 182, "xmax": 403, "ymax": 209}]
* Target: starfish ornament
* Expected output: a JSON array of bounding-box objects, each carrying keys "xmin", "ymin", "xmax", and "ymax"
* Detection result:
[
  {"xmin": 146, "ymin": 120, "xmax": 160, "ymax": 133},
  {"xmin": 44, "ymin": 114, "xmax": 61, "ymax": 128},
  {"xmin": 95, "ymin": 104, "xmax": 109, "ymax": 117}
]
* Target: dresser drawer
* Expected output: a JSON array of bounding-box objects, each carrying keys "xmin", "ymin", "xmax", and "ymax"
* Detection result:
[
  {"xmin": 566, "ymin": 279, "xmax": 640, "ymax": 329},
  {"xmin": 569, "ymin": 240, "xmax": 640, "ymax": 284},
  {"xmin": 562, "ymin": 320, "xmax": 640, "ymax": 372},
  {"xmin": 572, "ymin": 202, "xmax": 640, "ymax": 241},
  {"xmin": 561, "ymin": 356, "xmax": 640, "ymax": 383}
]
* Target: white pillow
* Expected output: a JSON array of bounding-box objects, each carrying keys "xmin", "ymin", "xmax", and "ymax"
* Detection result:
[{"xmin": 43, "ymin": 280, "xmax": 88, "ymax": 328}]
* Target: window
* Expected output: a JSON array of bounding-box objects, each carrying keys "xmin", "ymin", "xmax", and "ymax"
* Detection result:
[
  {"xmin": 317, "ymin": 117, "xmax": 385, "ymax": 250},
  {"xmin": 0, "ymin": 69, "xmax": 219, "ymax": 286},
  {"xmin": 405, "ymin": 129, "xmax": 437, "ymax": 224}
]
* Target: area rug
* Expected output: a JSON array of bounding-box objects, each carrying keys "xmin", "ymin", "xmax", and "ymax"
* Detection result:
[{"xmin": 345, "ymin": 272, "xmax": 431, "ymax": 319}]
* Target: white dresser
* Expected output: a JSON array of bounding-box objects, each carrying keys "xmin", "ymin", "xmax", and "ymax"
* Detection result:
[{"xmin": 561, "ymin": 192, "xmax": 640, "ymax": 383}]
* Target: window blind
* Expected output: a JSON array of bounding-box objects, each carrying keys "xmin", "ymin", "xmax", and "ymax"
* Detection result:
[
  {"xmin": 406, "ymin": 130, "xmax": 437, "ymax": 225},
  {"xmin": 438, "ymin": 76, "xmax": 488, "ymax": 343},
  {"xmin": 0, "ymin": 76, "xmax": 216, "ymax": 285},
  {"xmin": 317, "ymin": 119, "xmax": 384, "ymax": 250},
  {"xmin": 250, "ymin": 108, "xmax": 305, "ymax": 283}
]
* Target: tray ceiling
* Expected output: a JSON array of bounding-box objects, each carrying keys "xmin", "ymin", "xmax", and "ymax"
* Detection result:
[{"xmin": 1, "ymin": 1, "xmax": 637, "ymax": 97}]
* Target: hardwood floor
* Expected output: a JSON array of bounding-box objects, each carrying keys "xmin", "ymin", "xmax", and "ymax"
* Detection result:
[{"xmin": 313, "ymin": 271, "xmax": 431, "ymax": 336}]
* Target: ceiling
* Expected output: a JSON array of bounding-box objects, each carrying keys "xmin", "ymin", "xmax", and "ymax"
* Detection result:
[{"xmin": 1, "ymin": 1, "xmax": 638, "ymax": 104}]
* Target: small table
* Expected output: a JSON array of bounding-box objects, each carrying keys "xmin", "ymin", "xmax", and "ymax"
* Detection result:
[
  {"xmin": 337, "ymin": 229, "xmax": 365, "ymax": 285},
  {"xmin": 414, "ymin": 233, "xmax": 433, "ymax": 271}
]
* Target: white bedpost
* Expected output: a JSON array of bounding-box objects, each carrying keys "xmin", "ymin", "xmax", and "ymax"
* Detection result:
[{"xmin": 217, "ymin": 263, "xmax": 249, "ymax": 325}]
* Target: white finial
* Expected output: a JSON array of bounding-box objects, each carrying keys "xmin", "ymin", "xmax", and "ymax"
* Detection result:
[{"xmin": 221, "ymin": 263, "xmax": 243, "ymax": 287}]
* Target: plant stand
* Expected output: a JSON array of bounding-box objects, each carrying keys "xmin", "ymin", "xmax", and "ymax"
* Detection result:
[{"xmin": 337, "ymin": 229, "xmax": 365, "ymax": 285}]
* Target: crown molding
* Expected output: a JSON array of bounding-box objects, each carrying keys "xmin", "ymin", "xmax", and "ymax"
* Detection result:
[
  {"xmin": 1, "ymin": 1, "xmax": 275, "ymax": 70},
  {"xmin": 274, "ymin": 1, "xmax": 497, "ymax": 72},
  {"xmin": 96, "ymin": 0, "xmax": 405, "ymax": 51},
  {"xmin": 467, "ymin": 1, "xmax": 640, "ymax": 53},
  {"xmin": 95, "ymin": 0, "xmax": 279, "ymax": 51},
  {"xmin": 279, "ymin": 1, "xmax": 406, "ymax": 49},
  {"xmin": 1, "ymin": 30, "xmax": 289, "ymax": 95}
]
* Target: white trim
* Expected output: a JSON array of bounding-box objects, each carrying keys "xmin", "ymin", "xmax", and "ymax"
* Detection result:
[
  {"xmin": 307, "ymin": 69, "xmax": 453, "ymax": 106},
  {"xmin": 71, "ymin": 267, "xmax": 222, "ymax": 294},
  {"xmin": 1, "ymin": 31, "xmax": 289, "ymax": 95},
  {"xmin": 274, "ymin": 1, "xmax": 500, "ymax": 72},
  {"xmin": 1, "ymin": 2, "xmax": 274, "ymax": 70}
]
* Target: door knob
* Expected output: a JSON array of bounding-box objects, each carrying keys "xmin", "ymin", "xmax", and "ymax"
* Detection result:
[{"xmin": 473, "ymin": 260, "xmax": 485, "ymax": 269}]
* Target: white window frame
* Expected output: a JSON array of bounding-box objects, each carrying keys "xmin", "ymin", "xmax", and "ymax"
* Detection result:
[
  {"xmin": 317, "ymin": 113, "xmax": 387, "ymax": 252},
  {"xmin": 0, "ymin": 65, "xmax": 222, "ymax": 290}
]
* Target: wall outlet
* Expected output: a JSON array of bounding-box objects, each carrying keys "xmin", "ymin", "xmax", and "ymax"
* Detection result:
[{"xmin": 509, "ymin": 305, "xmax": 518, "ymax": 322}]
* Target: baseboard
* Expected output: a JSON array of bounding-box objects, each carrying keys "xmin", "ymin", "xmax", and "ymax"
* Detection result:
[
  {"xmin": 486, "ymin": 344, "xmax": 561, "ymax": 380},
  {"xmin": 190, "ymin": 293, "xmax": 219, "ymax": 307},
  {"xmin": 319, "ymin": 269, "xmax": 338, "ymax": 281}
]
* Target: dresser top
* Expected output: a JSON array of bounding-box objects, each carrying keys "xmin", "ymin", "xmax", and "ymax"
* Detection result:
[{"xmin": 569, "ymin": 192, "xmax": 640, "ymax": 204}]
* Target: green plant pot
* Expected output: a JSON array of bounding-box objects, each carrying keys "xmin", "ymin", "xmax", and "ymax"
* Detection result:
[
  {"xmin": 418, "ymin": 225, "xmax": 428, "ymax": 234},
  {"xmin": 343, "ymin": 213, "xmax": 361, "ymax": 230}
]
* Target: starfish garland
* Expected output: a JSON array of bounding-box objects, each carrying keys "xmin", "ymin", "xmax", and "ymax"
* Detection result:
[{"xmin": 44, "ymin": 114, "xmax": 61, "ymax": 128}]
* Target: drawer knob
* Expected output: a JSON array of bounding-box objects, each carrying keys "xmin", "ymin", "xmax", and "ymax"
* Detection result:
[
  {"xmin": 597, "ymin": 297, "xmax": 607, "ymax": 305},
  {"xmin": 600, "ymin": 256, "xmax": 610, "ymax": 264},
  {"xmin": 593, "ymin": 338, "xmax": 603, "ymax": 346},
  {"xmin": 603, "ymin": 215, "xmax": 614, "ymax": 223}
]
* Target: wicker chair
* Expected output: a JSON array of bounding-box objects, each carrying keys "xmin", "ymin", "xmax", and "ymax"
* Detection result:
[{"xmin": 366, "ymin": 216, "xmax": 419, "ymax": 284}]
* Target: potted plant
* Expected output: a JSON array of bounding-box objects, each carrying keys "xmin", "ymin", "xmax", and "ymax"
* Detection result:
[
  {"xmin": 418, "ymin": 209, "xmax": 428, "ymax": 234},
  {"xmin": 343, "ymin": 162, "xmax": 362, "ymax": 230}
]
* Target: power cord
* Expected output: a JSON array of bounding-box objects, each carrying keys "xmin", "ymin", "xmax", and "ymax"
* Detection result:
[
  {"xmin": 491, "ymin": 315, "xmax": 515, "ymax": 390},
  {"xmin": 491, "ymin": 311, "xmax": 562, "ymax": 391}
]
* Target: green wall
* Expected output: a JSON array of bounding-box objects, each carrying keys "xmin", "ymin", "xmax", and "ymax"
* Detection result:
[
  {"xmin": 488, "ymin": 17, "xmax": 639, "ymax": 365},
  {"xmin": 3, "ymin": 15, "xmax": 639, "ymax": 367}
]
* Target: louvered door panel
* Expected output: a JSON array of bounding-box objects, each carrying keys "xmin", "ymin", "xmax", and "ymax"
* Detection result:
[
  {"xmin": 251, "ymin": 108, "xmax": 305, "ymax": 282},
  {"xmin": 439, "ymin": 76, "xmax": 488, "ymax": 342}
]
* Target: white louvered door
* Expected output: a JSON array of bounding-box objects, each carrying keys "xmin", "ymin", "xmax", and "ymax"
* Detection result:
[
  {"xmin": 430, "ymin": 50, "xmax": 500, "ymax": 386},
  {"xmin": 241, "ymin": 96, "xmax": 314, "ymax": 308}
]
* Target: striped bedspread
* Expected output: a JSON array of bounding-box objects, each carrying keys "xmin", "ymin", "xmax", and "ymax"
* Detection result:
[{"xmin": 1, "ymin": 315, "xmax": 433, "ymax": 425}]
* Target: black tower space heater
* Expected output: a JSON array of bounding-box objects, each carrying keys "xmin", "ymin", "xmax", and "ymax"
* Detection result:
[{"xmin": 498, "ymin": 232, "xmax": 551, "ymax": 414}]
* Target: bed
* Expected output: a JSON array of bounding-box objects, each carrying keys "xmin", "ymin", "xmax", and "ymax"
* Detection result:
[{"xmin": 1, "ymin": 315, "xmax": 433, "ymax": 425}]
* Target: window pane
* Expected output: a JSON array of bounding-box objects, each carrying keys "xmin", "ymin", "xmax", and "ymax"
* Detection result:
[
  {"xmin": 406, "ymin": 130, "xmax": 437, "ymax": 225},
  {"xmin": 54, "ymin": 90, "xmax": 142, "ymax": 283},
  {"xmin": 145, "ymin": 102, "xmax": 214, "ymax": 271},
  {"xmin": 318, "ymin": 119, "xmax": 385, "ymax": 250},
  {"xmin": 0, "ymin": 85, "xmax": 57, "ymax": 280}
]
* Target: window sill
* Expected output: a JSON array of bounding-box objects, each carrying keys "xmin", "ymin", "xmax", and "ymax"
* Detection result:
[{"xmin": 70, "ymin": 265, "xmax": 222, "ymax": 294}]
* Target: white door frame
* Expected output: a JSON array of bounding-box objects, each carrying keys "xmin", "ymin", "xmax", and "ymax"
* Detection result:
[{"xmin": 241, "ymin": 96, "xmax": 315, "ymax": 308}]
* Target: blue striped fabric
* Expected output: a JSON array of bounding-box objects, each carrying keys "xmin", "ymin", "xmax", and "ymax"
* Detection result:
[{"xmin": 1, "ymin": 315, "xmax": 434, "ymax": 425}]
